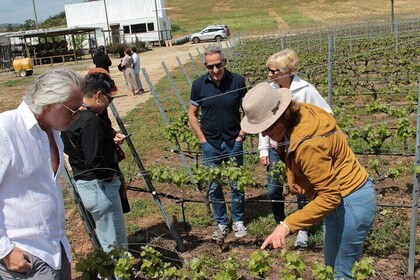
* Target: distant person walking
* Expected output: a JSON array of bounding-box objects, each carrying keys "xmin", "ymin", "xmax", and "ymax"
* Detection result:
[
  {"xmin": 93, "ymin": 45, "xmax": 112, "ymax": 73},
  {"xmin": 121, "ymin": 49, "xmax": 139, "ymax": 96},
  {"xmin": 131, "ymin": 47, "xmax": 144, "ymax": 94}
]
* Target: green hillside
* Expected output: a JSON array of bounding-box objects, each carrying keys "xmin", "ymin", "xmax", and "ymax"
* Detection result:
[{"xmin": 166, "ymin": 0, "xmax": 420, "ymax": 35}]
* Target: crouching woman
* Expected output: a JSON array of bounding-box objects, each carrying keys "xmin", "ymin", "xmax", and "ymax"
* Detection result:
[{"xmin": 240, "ymin": 82, "xmax": 376, "ymax": 279}]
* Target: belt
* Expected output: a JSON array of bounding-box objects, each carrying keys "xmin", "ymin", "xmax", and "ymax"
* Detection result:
[{"xmin": 104, "ymin": 173, "xmax": 118, "ymax": 182}]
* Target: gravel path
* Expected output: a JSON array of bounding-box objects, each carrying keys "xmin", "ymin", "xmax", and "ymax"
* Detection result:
[{"xmin": 107, "ymin": 42, "xmax": 211, "ymax": 118}]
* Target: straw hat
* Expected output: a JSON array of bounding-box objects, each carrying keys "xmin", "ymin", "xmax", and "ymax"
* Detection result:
[{"xmin": 241, "ymin": 82, "xmax": 292, "ymax": 134}]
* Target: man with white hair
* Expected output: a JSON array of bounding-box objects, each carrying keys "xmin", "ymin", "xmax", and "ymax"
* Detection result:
[{"xmin": 0, "ymin": 69, "xmax": 83, "ymax": 279}]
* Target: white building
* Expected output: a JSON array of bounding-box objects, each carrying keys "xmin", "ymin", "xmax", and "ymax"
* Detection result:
[{"xmin": 65, "ymin": 0, "xmax": 171, "ymax": 46}]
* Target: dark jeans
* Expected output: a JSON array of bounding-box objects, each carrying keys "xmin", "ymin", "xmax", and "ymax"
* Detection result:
[
  {"xmin": 202, "ymin": 141, "xmax": 244, "ymax": 225},
  {"xmin": 267, "ymin": 148, "xmax": 307, "ymax": 224}
]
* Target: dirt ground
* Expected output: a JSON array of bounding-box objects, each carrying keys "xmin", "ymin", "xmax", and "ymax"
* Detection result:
[
  {"xmin": 106, "ymin": 42, "xmax": 212, "ymax": 118},
  {"xmin": 1, "ymin": 39, "xmax": 419, "ymax": 279},
  {"xmin": 0, "ymin": 41, "xmax": 213, "ymax": 117}
]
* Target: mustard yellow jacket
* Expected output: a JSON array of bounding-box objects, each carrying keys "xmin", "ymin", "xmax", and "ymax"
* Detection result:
[{"xmin": 283, "ymin": 104, "xmax": 368, "ymax": 233}]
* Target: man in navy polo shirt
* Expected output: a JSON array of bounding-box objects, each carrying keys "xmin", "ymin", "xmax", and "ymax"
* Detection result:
[{"xmin": 188, "ymin": 44, "xmax": 248, "ymax": 240}]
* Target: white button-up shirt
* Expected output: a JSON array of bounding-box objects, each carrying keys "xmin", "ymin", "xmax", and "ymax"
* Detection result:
[
  {"xmin": 0, "ymin": 102, "xmax": 71, "ymax": 269},
  {"xmin": 258, "ymin": 75, "xmax": 334, "ymax": 157}
]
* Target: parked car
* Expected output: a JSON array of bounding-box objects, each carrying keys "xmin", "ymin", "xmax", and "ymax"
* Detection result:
[{"xmin": 190, "ymin": 25, "xmax": 230, "ymax": 44}]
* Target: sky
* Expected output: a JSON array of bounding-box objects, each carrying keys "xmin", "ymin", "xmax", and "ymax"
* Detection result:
[{"xmin": 0, "ymin": 0, "xmax": 84, "ymax": 24}]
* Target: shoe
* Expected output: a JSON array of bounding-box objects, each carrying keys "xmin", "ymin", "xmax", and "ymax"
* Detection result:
[
  {"xmin": 211, "ymin": 224, "xmax": 229, "ymax": 241},
  {"xmin": 137, "ymin": 89, "xmax": 145, "ymax": 94},
  {"xmin": 294, "ymin": 230, "xmax": 308, "ymax": 248},
  {"xmin": 232, "ymin": 221, "xmax": 247, "ymax": 238}
]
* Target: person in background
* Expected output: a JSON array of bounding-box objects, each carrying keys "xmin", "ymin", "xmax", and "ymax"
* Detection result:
[
  {"xmin": 62, "ymin": 72, "xmax": 128, "ymax": 252},
  {"xmin": 93, "ymin": 45, "xmax": 112, "ymax": 73},
  {"xmin": 131, "ymin": 47, "xmax": 145, "ymax": 94},
  {"xmin": 188, "ymin": 44, "xmax": 248, "ymax": 240},
  {"xmin": 259, "ymin": 48, "xmax": 333, "ymax": 248},
  {"xmin": 121, "ymin": 49, "xmax": 139, "ymax": 96},
  {"xmin": 242, "ymin": 82, "xmax": 376, "ymax": 280},
  {"xmin": 0, "ymin": 69, "xmax": 83, "ymax": 279}
]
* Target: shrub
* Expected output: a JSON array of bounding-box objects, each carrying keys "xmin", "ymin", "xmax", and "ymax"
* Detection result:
[
  {"xmin": 107, "ymin": 43, "xmax": 128, "ymax": 58},
  {"xmin": 132, "ymin": 37, "xmax": 147, "ymax": 53}
]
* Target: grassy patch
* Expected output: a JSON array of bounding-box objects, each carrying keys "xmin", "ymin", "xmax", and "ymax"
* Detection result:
[{"xmin": 0, "ymin": 76, "xmax": 34, "ymax": 88}]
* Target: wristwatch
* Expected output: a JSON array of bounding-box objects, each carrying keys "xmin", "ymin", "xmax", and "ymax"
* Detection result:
[{"xmin": 238, "ymin": 133, "xmax": 246, "ymax": 141}]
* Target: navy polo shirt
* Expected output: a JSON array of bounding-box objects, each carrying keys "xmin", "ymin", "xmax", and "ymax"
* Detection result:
[{"xmin": 190, "ymin": 70, "xmax": 247, "ymax": 149}]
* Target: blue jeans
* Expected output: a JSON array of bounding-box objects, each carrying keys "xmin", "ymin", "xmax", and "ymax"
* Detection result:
[
  {"xmin": 267, "ymin": 148, "xmax": 307, "ymax": 224},
  {"xmin": 202, "ymin": 141, "xmax": 244, "ymax": 225},
  {"xmin": 323, "ymin": 178, "xmax": 376, "ymax": 280},
  {"xmin": 76, "ymin": 178, "xmax": 128, "ymax": 252}
]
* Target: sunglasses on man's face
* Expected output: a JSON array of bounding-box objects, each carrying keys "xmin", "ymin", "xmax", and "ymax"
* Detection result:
[
  {"xmin": 62, "ymin": 104, "xmax": 82, "ymax": 118},
  {"xmin": 205, "ymin": 62, "xmax": 224, "ymax": 70}
]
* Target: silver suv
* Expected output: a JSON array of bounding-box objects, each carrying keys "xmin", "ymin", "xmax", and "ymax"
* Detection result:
[{"xmin": 190, "ymin": 25, "xmax": 230, "ymax": 44}]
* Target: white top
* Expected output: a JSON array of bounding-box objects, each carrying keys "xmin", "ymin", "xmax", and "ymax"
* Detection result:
[
  {"xmin": 132, "ymin": 52, "xmax": 141, "ymax": 73},
  {"xmin": 0, "ymin": 102, "xmax": 71, "ymax": 269},
  {"xmin": 258, "ymin": 75, "xmax": 333, "ymax": 157}
]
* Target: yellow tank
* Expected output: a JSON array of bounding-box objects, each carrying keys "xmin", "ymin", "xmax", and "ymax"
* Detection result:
[{"xmin": 13, "ymin": 57, "xmax": 33, "ymax": 77}]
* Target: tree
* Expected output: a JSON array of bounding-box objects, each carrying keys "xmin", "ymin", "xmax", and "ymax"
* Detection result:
[
  {"xmin": 23, "ymin": 19, "xmax": 36, "ymax": 30},
  {"xmin": 6, "ymin": 24, "xmax": 15, "ymax": 32}
]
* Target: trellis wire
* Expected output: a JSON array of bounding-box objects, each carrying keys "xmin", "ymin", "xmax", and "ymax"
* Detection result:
[{"xmin": 140, "ymin": 18, "xmax": 419, "ymax": 273}]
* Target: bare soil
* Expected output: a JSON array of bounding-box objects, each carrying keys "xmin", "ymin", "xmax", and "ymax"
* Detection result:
[{"xmin": 1, "ymin": 40, "xmax": 419, "ymax": 279}]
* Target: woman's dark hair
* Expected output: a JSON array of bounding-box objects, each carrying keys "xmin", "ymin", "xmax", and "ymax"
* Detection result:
[
  {"xmin": 279, "ymin": 100, "xmax": 301, "ymax": 133},
  {"xmin": 82, "ymin": 73, "xmax": 114, "ymax": 97}
]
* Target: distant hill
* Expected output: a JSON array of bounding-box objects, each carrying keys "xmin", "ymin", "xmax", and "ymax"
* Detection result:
[{"xmin": 0, "ymin": 23, "xmax": 20, "ymax": 32}]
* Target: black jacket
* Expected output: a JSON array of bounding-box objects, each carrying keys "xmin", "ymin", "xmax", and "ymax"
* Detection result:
[
  {"xmin": 62, "ymin": 109, "xmax": 119, "ymax": 181},
  {"xmin": 93, "ymin": 51, "xmax": 112, "ymax": 72}
]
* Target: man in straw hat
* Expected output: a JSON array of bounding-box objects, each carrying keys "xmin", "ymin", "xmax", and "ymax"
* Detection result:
[{"xmin": 241, "ymin": 82, "xmax": 376, "ymax": 280}]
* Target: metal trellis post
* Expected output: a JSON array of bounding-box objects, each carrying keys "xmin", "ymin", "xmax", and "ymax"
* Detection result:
[
  {"xmin": 196, "ymin": 47, "xmax": 204, "ymax": 64},
  {"xmin": 176, "ymin": 56, "xmax": 193, "ymax": 87},
  {"xmin": 327, "ymin": 34, "xmax": 334, "ymax": 108},
  {"xmin": 188, "ymin": 52, "xmax": 201, "ymax": 76},
  {"xmin": 63, "ymin": 165, "xmax": 117, "ymax": 280},
  {"xmin": 142, "ymin": 68, "xmax": 207, "ymax": 198},
  {"xmin": 141, "ymin": 67, "xmax": 214, "ymax": 217},
  {"xmin": 108, "ymin": 101, "xmax": 185, "ymax": 252},
  {"xmin": 63, "ymin": 165, "xmax": 101, "ymax": 248},
  {"xmin": 161, "ymin": 61, "xmax": 188, "ymax": 111},
  {"xmin": 407, "ymin": 79, "xmax": 420, "ymax": 276}
]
